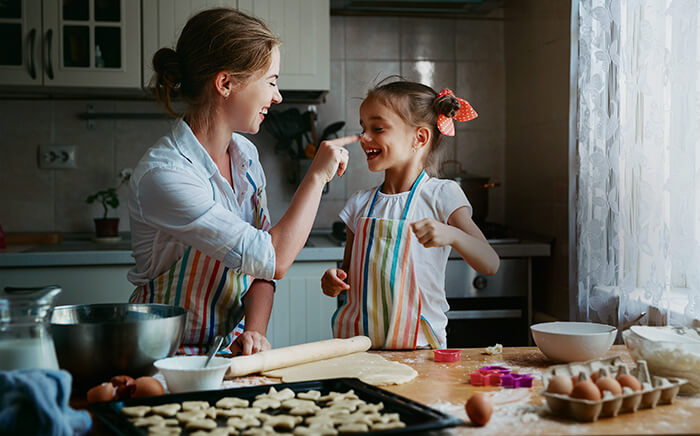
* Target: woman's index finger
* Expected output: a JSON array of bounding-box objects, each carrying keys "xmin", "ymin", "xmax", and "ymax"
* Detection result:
[{"xmin": 326, "ymin": 134, "xmax": 361, "ymax": 147}]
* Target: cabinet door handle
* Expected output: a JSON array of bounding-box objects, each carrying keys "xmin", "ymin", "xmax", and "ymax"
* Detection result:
[
  {"xmin": 28, "ymin": 28, "xmax": 37, "ymax": 79},
  {"xmin": 45, "ymin": 29, "xmax": 54, "ymax": 80}
]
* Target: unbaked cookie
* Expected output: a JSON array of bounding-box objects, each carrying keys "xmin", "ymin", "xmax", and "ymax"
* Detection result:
[
  {"xmin": 226, "ymin": 415, "xmax": 261, "ymax": 430},
  {"xmin": 293, "ymin": 425, "xmax": 338, "ymax": 435},
  {"xmin": 336, "ymin": 422, "xmax": 369, "ymax": 433},
  {"xmin": 296, "ymin": 390, "xmax": 321, "ymax": 401},
  {"xmin": 184, "ymin": 418, "xmax": 217, "ymax": 430},
  {"xmin": 151, "ymin": 403, "xmax": 182, "ymax": 417},
  {"xmin": 182, "ymin": 401, "xmax": 210, "ymax": 411},
  {"xmin": 121, "ymin": 405, "xmax": 152, "ymax": 417},
  {"xmin": 216, "ymin": 397, "xmax": 250, "ymax": 409}
]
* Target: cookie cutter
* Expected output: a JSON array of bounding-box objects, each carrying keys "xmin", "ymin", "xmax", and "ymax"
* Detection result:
[
  {"xmin": 433, "ymin": 349, "xmax": 462, "ymax": 362},
  {"xmin": 469, "ymin": 365, "xmax": 534, "ymax": 388}
]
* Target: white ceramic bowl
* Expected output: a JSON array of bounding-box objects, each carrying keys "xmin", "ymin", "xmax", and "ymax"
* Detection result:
[
  {"xmin": 530, "ymin": 322, "xmax": 616, "ymax": 362},
  {"xmin": 153, "ymin": 355, "xmax": 231, "ymax": 393}
]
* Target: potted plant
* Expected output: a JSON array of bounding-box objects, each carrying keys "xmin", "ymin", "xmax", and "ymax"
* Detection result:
[{"xmin": 86, "ymin": 168, "xmax": 132, "ymax": 239}]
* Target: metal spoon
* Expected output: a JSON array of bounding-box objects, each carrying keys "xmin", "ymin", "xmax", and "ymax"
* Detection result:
[{"xmin": 203, "ymin": 335, "xmax": 224, "ymax": 368}]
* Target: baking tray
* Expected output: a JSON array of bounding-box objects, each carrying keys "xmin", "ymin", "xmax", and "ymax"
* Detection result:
[{"xmin": 90, "ymin": 377, "xmax": 463, "ymax": 435}]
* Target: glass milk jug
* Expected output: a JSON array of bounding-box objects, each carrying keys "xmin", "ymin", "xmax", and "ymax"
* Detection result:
[{"xmin": 0, "ymin": 286, "xmax": 61, "ymax": 371}]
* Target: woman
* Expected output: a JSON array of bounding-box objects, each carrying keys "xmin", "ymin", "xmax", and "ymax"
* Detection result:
[{"xmin": 127, "ymin": 8, "xmax": 357, "ymax": 355}]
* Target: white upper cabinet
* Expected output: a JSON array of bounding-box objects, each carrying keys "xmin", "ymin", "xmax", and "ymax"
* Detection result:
[
  {"xmin": 141, "ymin": 0, "xmax": 330, "ymax": 91},
  {"xmin": 0, "ymin": 0, "xmax": 141, "ymax": 88}
]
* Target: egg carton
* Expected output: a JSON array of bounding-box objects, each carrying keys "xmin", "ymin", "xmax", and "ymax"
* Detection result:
[{"xmin": 541, "ymin": 356, "xmax": 687, "ymax": 422}]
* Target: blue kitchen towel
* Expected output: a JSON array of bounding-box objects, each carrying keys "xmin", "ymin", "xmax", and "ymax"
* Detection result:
[{"xmin": 0, "ymin": 369, "xmax": 92, "ymax": 436}]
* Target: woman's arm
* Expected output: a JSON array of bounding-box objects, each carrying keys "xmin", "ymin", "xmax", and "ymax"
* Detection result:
[
  {"xmin": 269, "ymin": 136, "xmax": 359, "ymax": 279},
  {"xmin": 230, "ymin": 279, "xmax": 274, "ymax": 355}
]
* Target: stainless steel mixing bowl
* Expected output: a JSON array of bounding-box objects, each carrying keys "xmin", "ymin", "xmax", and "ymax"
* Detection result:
[{"xmin": 51, "ymin": 303, "xmax": 186, "ymax": 390}]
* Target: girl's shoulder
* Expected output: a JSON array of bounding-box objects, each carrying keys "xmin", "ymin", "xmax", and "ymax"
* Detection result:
[{"xmin": 422, "ymin": 176, "xmax": 463, "ymax": 195}]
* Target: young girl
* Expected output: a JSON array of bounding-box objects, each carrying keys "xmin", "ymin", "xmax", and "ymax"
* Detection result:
[
  {"xmin": 128, "ymin": 8, "xmax": 355, "ymax": 356},
  {"xmin": 321, "ymin": 80, "xmax": 500, "ymax": 349}
]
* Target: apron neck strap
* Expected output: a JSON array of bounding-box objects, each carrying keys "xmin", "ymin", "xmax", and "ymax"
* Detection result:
[{"xmin": 365, "ymin": 170, "xmax": 428, "ymax": 219}]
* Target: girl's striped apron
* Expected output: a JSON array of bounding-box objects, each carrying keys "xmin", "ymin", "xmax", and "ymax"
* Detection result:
[
  {"xmin": 331, "ymin": 170, "xmax": 442, "ymax": 349},
  {"xmin": 129, "ymin": 170, "xmax": 271, "ymax": 355}
]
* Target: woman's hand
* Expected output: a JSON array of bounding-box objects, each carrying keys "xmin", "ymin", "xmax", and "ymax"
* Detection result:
[
  {"xmin": 321, "ymin": 268, "xmax": 350, "ymax": 297},
  {"xmin": 229, "ymin": 331, "xmax": 271, "ymax": 356},
  {"xmin": 410, "ymin": 218, "xmax": 457, "ymax": 248},
  {"xmin": 306, "ymin": 135, "xmax": 359, "ymax": 185}
]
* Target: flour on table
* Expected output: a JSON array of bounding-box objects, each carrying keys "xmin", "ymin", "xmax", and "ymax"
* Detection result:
[{"xmin": 262, "ymin": 352, "xmax": 417, "ymax": 386}]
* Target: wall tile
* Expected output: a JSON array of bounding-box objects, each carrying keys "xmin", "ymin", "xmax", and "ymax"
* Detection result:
[
  {"xmin": 330, "ymin": 16, "xmax": 345, "ymax": 60},
  {"xmin": 456, "ymin": 19, "xmax": 504, "ymax": 62},
  {"xmin": 399, "ymin": 61, "xmax": 456, "ymax": 91},
  {"xmin": 456, "ymin": 61, "xmax": 505, "ymax": 131},
  {"xmin": 400, "ymin": 17, "xmax": 455, "ymax": 61},
  {"xmin": 345, "ymin": 17, "xmax": 400, "ymax": 61}
]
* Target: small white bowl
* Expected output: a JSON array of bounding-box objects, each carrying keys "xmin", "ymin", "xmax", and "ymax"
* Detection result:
[
  {"xmin": 530, "ymin": 321, "xmax": 616, "ymax": 362},
  {"xmin": 153, "ymin": 355, "xmax": 231, "ymax": 393}
]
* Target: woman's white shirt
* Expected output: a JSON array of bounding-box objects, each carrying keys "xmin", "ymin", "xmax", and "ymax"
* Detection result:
[
  {"xmin": 127, "ymin": 119, "xmax": 275, "ymax": 286},
  {"xmin": 339, "ymin": 176, "xmax": 471, "ymax": 348}
]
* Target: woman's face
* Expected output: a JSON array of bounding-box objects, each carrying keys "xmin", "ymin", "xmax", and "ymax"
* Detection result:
[{"xmin": 228, "ymin": 46, "xmax": 282, "ymax": 134}]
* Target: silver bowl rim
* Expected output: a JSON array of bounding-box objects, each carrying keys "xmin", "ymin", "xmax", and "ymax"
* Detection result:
[{"xmin": 51, "ymin": 303, "xmax": 187, "ymax": 326}]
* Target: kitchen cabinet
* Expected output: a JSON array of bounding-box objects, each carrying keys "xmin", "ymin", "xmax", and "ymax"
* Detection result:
[
  {"xmin": 0, "ymin": 0, "xmax": 141, "ymax": 88},
  {"xmin": 0, "ymin": 264, "xmax": 134, "ymax": 306},
  {"xmin": 266, "ymin": 261, "xmax": 337, "ymax": 348},
  {"xmin": 141, "ymin": 0, "xmax": 329, "ymax": 91}
]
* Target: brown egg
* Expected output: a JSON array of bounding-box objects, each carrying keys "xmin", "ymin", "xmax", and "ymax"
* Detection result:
[
  {"xmin": 596, "ymin": 377, "xmax": 622, "ymax": 395},
  {"xmin": 131, "ymin": 376, "xmax": 164, "ymax": 398},
  {"xmin": 617, "ymin": 374, "xmax": 642, "ymax": 391},
  {"xmin": 110, "ymin": 375, "xmax": 135, "ymax": 399},
  {"xmin": 570, "ymin": 380, "xmax": 602, "ymax": 401},
  {"xmin": 465, "ymin": 392, "xmax": 493, "ymax": 426},
  {"xmin": 86, "ymin": 382, "xmax": 116, "ymax": 403},
  {"xmin": 589, "ymin": 369, "xmax": 601, "ymax": 383},
  {"xmin": 546, "ymin": 375, "xmax": 574, "ymax": 395}
]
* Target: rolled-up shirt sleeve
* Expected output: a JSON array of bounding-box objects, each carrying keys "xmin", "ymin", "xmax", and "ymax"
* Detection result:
[{"xmin": 137, "ymin": 167, "xmax": 276, "ymax": 280}]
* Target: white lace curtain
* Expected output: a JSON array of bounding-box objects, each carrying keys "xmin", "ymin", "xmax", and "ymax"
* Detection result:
[{"xmin": 577, "ymin": 0, "xmax": 700, "ymax": 327}]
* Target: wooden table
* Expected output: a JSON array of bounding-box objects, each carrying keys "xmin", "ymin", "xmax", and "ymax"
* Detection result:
[
  {"xmin": 77, "ymin": 346, "xmax": 699, "ymax": 435},
  {"xmin": 376, "ymin": 345, "xmax": 700, "ymax": 435}
]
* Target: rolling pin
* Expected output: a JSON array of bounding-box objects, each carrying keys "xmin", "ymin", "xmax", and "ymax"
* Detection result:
[{"xmin": 226, "ymin": 336, "xmax": 371, "ymax": 378}]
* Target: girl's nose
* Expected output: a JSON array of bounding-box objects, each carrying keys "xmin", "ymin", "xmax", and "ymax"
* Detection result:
[
  {"xmin": 360, "ymin": 132, "xmax": 371, "ymax": 142},
  {"xmin": 272, "ymin": 88, "xmax": 283, "ymax": 104}
]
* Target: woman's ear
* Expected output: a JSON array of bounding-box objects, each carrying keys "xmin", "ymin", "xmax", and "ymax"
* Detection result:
[
  {"xmin": 214, "ymin": 71, "xmax": 233, "ymax": 99},
  {"xmin": 415, "ymin": 126, "xmax": 432, "ymax": 149}
]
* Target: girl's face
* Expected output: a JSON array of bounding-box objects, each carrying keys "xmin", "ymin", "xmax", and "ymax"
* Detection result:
[
  {"xmin": 228, "ymin": 46, "xmax": 283, "ymax": 134},
  {"xmin": 359, "ymin": 98, "xmax": 419, "ymax": 172}
]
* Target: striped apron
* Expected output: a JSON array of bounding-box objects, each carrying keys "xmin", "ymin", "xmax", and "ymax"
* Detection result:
[
  {"xmin": 331, "ymin": 170, "xmax": 442, "ymax": 349},
  {"xmin": 129, "ymin": 170, "xmax": 271, "ymax": 355}
]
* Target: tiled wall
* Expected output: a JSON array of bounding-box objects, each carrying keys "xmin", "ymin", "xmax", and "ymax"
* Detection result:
[
  {"xmin": 0, "ymin": 15, "xmax": 505, "ymax": 233},
  {"xmin": 504, "ymin": 0, "xmax": 571, "ymax": 320}
]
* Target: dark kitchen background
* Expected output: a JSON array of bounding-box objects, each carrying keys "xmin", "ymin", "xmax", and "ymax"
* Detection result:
[{"xmin": 0, "ymin": 0, "xmax": 569, "ymax": 324}]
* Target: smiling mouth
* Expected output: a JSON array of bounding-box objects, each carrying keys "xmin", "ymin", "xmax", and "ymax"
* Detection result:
[
  {"xmin": 365, "ymin": 148, "xmax": 381, "ymax": 160},
  {"xmin": 259, "ymin": 108, "xmax": 268, "ymax": 120}
]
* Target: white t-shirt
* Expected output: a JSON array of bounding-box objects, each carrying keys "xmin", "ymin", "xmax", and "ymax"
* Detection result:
[
  {"xmin": 128, "ymin": 119, "xmax": 276, "ymax": 286},
  {"xmin": 339, "ymin": 176, "xmax": 471, "ymax": 348}
]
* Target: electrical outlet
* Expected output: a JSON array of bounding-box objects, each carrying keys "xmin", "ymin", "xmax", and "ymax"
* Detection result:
[{"xmin": 38, "ymin": 144, "xmax": 77, "ymax": 169}]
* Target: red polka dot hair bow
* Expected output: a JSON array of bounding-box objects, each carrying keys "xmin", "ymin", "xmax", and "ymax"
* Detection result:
[{"xmin": 436, "ymin": 88, "xmax": 478, "ymax": 136}]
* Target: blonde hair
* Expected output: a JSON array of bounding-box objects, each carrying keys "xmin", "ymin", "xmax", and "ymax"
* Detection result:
[
  {"xmin": 366, "ymin": 77, "xmax": 460, "ymax": 174},
  {"xmin": 152, "ymin": 8, "xmax": 280, "ymax": 132}
]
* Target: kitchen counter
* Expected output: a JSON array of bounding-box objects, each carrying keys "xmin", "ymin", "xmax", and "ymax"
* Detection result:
[
  {"xmin": 77, "ymin": 345, "xmax": 698, "ymax": 435},
  {"xmin": 0, "ymin": 233, "xmax": 550, "ymax": 267}
]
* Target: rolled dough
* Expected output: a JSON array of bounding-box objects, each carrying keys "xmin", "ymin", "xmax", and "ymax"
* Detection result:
[{"xmin": 262, "ymin": 352, "xmax": 417, "ymax": 386}]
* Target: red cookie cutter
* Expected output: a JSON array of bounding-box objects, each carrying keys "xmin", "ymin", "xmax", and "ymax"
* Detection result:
[{"xmin": 433, "ymin": 349, "xmax": 462, "ymax": 362}]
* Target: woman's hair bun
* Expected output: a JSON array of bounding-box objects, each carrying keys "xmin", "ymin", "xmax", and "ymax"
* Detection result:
[
  {"xmin": 433, "ymin": 92, "xmax": 460, "ymax": 118},
  {"xmin": 152, "ymin": 47, "xmax": 182, "ymax": 86}
]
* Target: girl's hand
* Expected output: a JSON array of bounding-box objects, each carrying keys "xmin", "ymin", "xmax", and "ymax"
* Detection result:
[
  {"xmin": 410, "ymin": 218, "xmax": 456, "ymax": 248},
  {"xmin": 229, "ymin": 331, "xmax": 271, "ymax": 356},
  {"xmin": 307, "ymin": 135, "xmax": 360, "ymax": 184},
  {"xmin": 321, "ymin": 268, "xmax": 350, "ymax": 297}
]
